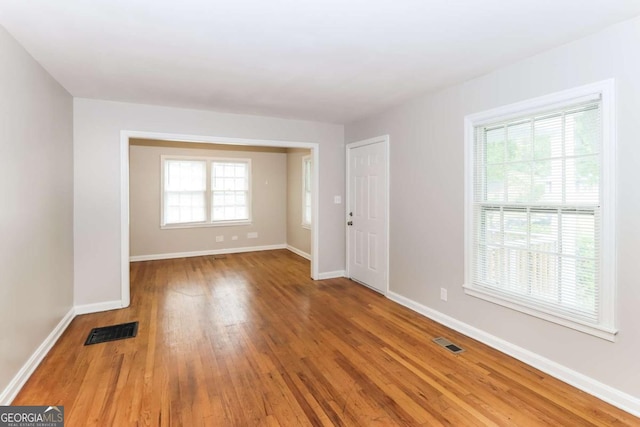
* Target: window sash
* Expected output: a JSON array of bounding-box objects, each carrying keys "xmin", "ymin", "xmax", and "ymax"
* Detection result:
[
  {"xmin": 163, "ymin": 160, "xmax": 207, "ymax": 225},
  {"xmin": 211, "ymin": 161, "xmax": 250, "ymax": 222},
  {"xmin": 473, "ymin": 204, "xmax": 599, "ymax": 322}
]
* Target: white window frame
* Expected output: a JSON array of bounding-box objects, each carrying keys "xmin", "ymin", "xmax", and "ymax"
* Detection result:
[
  {"xmin": 463, "ymin": 80, "xmax": 617, "ymax": 341},
  {"xmin": 302, "ymin": 155, "xmax": 312, "ymax": 229},
  {"xmin": 161, "ymin": 155, "xmax": 252, "ymax": 228}
]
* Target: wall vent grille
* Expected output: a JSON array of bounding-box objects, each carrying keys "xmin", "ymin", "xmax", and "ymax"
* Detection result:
[{"xmin": 433, "ymin": 337, "xmax": 465, "ymax": 354}]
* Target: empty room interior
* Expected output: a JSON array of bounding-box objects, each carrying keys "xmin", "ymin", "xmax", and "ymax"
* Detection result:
[{"xmin": 2, "ymin": 1, "xmax": 640, "ymax": 425}]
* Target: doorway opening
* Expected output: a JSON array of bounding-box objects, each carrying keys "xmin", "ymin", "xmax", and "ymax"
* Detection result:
[{"xmin": 120, "ymin": 130, "xmax": 320, "ymax": 307}]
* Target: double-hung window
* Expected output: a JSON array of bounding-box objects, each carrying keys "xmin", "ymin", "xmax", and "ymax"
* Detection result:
[
  {"xmin": 162, "ymin": 156, "xmax": 251, "ymax": 227},
  {"xmin": 464, "ymin": 81, "xmax": 616, "ymax": 340},
  {"xmin": 302, "ymin": 155, "xmax": 312, "ymax": 228}
]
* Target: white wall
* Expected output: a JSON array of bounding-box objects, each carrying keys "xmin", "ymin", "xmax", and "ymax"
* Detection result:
[
  {"xmin": 286, "ymin": 148, "xmax": 312, "ymax": 256},
  {"xmin": 129, "ymin": 142, "xmax": 287, "ymax": 257},
  {"xmin": 346, "ymin": 16, "xmax": 640, "ymax": 407},
  {"xmin": 74, "ymin": 99, "xmax": 344, "ymax": 305},
  {"xmin": 0, "ymin": 26, "xmax": 74, "ymax": 397}
]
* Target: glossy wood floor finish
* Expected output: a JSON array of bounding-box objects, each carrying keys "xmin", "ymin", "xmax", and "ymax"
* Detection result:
[{"xmin": 14, "ymin": 250, "xmax": 639, "ymax": 426}]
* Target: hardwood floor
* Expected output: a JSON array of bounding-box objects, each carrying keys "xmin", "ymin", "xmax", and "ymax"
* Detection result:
[{"xmin": 14, "ymin": 250, "xmax": 639, "ymax": 426}]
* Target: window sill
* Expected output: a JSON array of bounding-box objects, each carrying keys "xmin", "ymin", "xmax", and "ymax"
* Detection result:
[
  {"xmin": 161, "ymin": 220, "xmax": 252, "ymax": 230},
  {"xmin": 462, "ymin": 284, "xmax": 618, "ymax": 342}
]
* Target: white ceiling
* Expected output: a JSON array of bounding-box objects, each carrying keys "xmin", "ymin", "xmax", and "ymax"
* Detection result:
[{"xmin": 1, "ymin": 0, "xmax": 639, "ymax": 124}]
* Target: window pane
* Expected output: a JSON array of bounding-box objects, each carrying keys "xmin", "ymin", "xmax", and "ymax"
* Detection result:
[
  {"xmin": 532, "ymin": 159, "xmax": 563, "ymax": 203},
  {"xmin": 213, "ymin": 207, "xmax": 224, "ymax": 221},
  {"xmin": 224, "ymin": 178, "xmax": 235, "ymax": 190},
  {"xmin": 534, "ymin": 113, "xmax": 562, "ymax": 160},
  {"xmin": 485, "ymin": 127, "xmax": 505, "ymax": 164},
  {"xmin": 530, "ymin": 212, "xmax": 558, "ymax": 251},
  {"xmin": 504, "ymin": 210, "xmax": 527, "ymax": 248},
  {"xmin": 530, "ymin": 254, "xmax": 559, "ymax": 302},
  {"xmin": 165, "ymin": 160, "xmax": 205, "ymax": 191},
  {"xmin": 224, "ymin": 192, "xmax": 235, "ymax": 206},
  {"xmin": 561, "ymin": 213, "xmax": 595, "ymax": 257},
  {"xmin": 566, "ymin": 156, "xmax": 599, "ymax": 204},
  {"xmin": 484, "ymin": 209, "xmax": 502, "ymax": 246},
  {"xmin": 507, "ymin": 121, "xmax": 532, "ymax": 162},
  {"xmin": 566, "ymin": 108, "xmax": 599, "ymax": 156},
  {"xmin": 214, "ymin": 163, "xmax": 224, "ymax": 175},
  {"xmin": 212, "ymin": 177, "xmax": 223, "ymax": 191},
  {"xmin": 504, "ymin": 248, "xmax": 529, "ymax": 293},
  {"xmin": 506, "ymin": 163, "xmax": 531, "ymax": 203},
  {"xmin": 166, "ymin": 207, "xmax": 179, "ymax": 223},
  {"xmin": 164, "ymin": 189, "xmax": 205, "ymax": 224},
  {"xmin": 485, "ymin": 164, "xmax": 504, "ymax": 202}
]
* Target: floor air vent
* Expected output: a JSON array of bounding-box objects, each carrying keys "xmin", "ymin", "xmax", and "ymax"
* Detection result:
[
  {"xmin": 433, "ymin": 337, "xmax": 465, "ymax": 354},
  {"xmin": 84, "ymin": 321, "xmax": 139, "ymax": 345}
]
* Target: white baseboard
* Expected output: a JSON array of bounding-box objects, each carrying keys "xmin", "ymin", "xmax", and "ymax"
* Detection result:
[
  {"xmin": 0, "ymin": 308, "xmax": 75, "ymax": 405},
  {"xmin": 387, "ymin": 291, "xmax": 640, "ymax": 417},
  {"xmin": 317, "ymin": 270, "xmax": 346, "ymax": 280},
  {"xmin": 74, "ymin": 300, "xmax": 124, "ymax": 315},
  {"xmin": 129, "ymin": 244, "xmax": 288, "ymax": 262},
  {"xmin": 286, "ymin": 245, "xmax": 311, "ymax": 260}
]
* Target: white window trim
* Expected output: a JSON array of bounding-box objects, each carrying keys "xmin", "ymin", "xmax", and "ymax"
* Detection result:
[
  {"xmin": 160, "ymin": 155, "xmax": 252, "ymax": 229},
  {"xmin": 463, "ymin": 79, "xmax": 617, "ymax": 341},
  {"xmin": 301, "ymin": 154, "xmax": 312, "ymax": 229}
]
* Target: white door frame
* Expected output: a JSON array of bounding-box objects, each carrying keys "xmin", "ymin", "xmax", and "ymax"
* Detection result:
[
  {"xmin": 120, "ymin": 130, "xmax": 320, "ymax": 307},
  {"xmin": 345, "ymin": 135, "xmax": 390, "ymax": 295}
]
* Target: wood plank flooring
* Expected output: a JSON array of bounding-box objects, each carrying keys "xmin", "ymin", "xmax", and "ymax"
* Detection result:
[{"xmin": 13, "ymin": 250, "xmax": 640, "ymax": 426}]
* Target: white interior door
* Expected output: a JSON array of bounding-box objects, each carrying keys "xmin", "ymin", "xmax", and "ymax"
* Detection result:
[{"xmin": 347, "ymin": 136, "xmax": 388, "ymax": 294}]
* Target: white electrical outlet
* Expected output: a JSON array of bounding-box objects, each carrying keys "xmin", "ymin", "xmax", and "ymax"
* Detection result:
[
  {"xmin": 231, "ymin": 235, "xmax": 238, "ymax": 241},
  {"xmin": 247, "ymin": 232, "xmax": 258, "ymax": 239},
  {"xmin": 440, "ymin": 288, "xmax": 448, "ymax": 302},
  {"xmin": 215, "ymin": 236, "xmax": 224, "ymax": 242}
]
